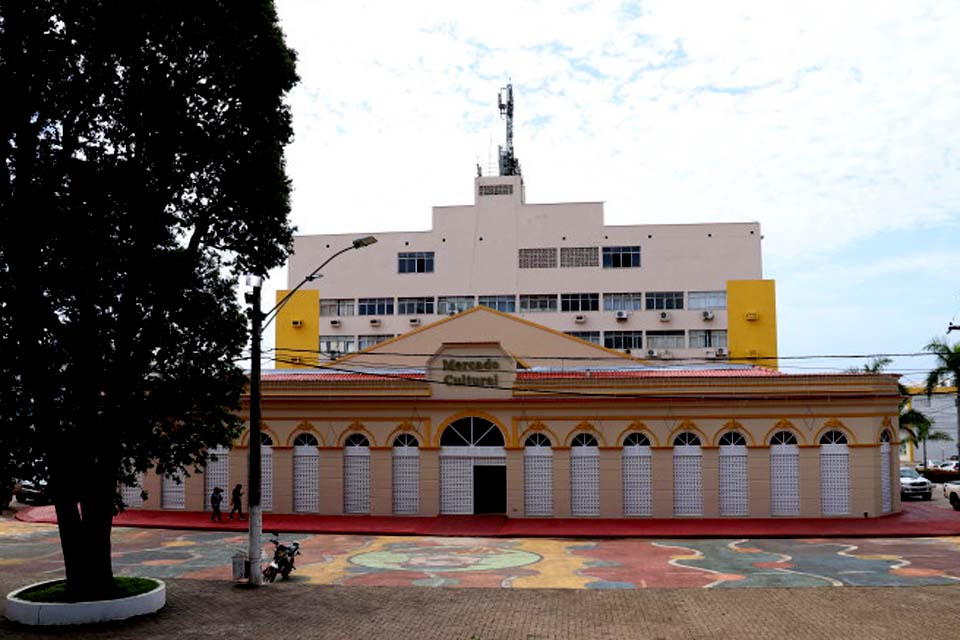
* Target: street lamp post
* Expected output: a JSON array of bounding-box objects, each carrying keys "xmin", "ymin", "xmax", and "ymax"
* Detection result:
[{"xmin": 244, "ymin": 235, "xmax": 376, "ymax": 586}]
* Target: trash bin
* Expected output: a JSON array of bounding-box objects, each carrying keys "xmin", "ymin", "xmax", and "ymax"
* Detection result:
[{"xmin": 232, "ymin": 552, "xmax": 249, "ymax": 581}]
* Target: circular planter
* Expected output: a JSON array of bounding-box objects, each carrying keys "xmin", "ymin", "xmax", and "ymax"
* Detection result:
[{"xmin": 5, "ymin": 578, "xmax": 166, "ymax": 626}]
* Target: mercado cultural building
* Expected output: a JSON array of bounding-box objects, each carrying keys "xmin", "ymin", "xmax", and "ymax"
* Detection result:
[{"xmin": 131, "ymin": 306, "xmax": 901, "ymax": 520}]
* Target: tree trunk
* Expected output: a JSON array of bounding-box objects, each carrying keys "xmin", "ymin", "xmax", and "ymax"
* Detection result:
[{"xmin": 53, "ymin": 472, "xmax": 117, "ymax": 600}]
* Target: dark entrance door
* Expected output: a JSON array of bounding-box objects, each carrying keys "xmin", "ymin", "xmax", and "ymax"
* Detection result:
[{"xmin": 473, "ymin": 465, "xmax": 506, "ymax": 514}]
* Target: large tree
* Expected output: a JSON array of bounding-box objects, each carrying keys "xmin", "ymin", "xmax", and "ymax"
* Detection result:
[
  {"xmin": 0, "ymin": 1, "xmax": 298, "ymax": 598},
  {"xmin": 924, "ymin": 338, "xmax": 960, "ymax": 463}
]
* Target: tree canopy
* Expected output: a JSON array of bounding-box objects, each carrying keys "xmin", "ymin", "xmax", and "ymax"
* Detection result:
[{"xmin": 0, "ymin": 0, "xmax": 298, "ymax": 597}]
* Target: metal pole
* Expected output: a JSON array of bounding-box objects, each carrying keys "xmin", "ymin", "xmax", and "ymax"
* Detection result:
[{"xmin": 247, "ymin": 282, "xmax": 263, "ymax": 586}]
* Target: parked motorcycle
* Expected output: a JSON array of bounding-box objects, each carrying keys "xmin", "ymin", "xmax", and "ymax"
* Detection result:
[{"xmin": 262, "ymin": 536, "xmax": 301, "ymax": 583}]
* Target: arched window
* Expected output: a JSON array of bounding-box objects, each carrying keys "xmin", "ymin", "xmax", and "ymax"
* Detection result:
[
  {"xmin": 770, "ymin": 430, "xmax": 800, "ymax": 516},
  {"xmin": 623, "ymin": 432, "xmax": 651, "ymax": 447},
  {"xmin": 260, "ymin": 434, "xmax": 274, "ymax": 511},
  {"xmin": 879, "ymin": 429, "xmax": 893, "ymax": 513},
  {"xmin": 293, "ymin": 432, "xmax": 319, "ymax": 447},
  {"xmin": 292, "ymin": 433, "xmax": 319, "ymax": 513},
  {"xmin": 344, "ymin": 432, "xmax": 371, "ymax": 514},
  {"xmin": 673, "ymin": 432, "xmax": 701, "ymax": 446},
  {"xmin": 261, "ymin": 433, "xmax": 274, "ymax": 445},
  {"xmin": 204, "ymin": 445, "xmax": 229, "ymax": 513},
  {"xmin": 819, "ymin": 429, "xmax": 849, "ymax": 515},
  {"xmin": 673, "ymin": 431, "xmax": 702, "ymax": 516},
  {"xmin": 441, "ymin": 417, "xmax": 505, "ymax": 447},
  {"xmin": 819, "ymin": 430, "xmax": 848, "ymax": 445},
  {"xmin": 524, "ymin": 433, "xmax": 553, "ymax": 517},
  {"xmin": 622, "ymin": 432, "xmax": 652, "ymax": 517},
  {"xmin": 718, "ymin": 431, "xmax": 748, "ymax": 516},
  {"xmin": 392, "ymin": 434, "xmax": 419, "ymax": 515},
  {"xmin": 570, "ymin": 432, "xmax": 599, "ymax": 516},
  {"xmin": 770, "ymin": 431, "xmax": 798, "ymax": 445}
]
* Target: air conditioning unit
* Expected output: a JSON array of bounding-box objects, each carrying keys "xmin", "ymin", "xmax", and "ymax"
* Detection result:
[
  {"xmin": 290, "ymin": 356, "xmax": 303, "ymax": 364},
  {"xmin": 574, "ymin": 314, "xmax": 586, "ymax": 324},
  {"xmin": 701, "ymin": 310, "xmax": 714, "ymax": 321},
  {"xmin": 716, "ymin": 347, "xmax": 727, "ymax": 357},
  {"xmin": 291, "ymin": 319, "xmax": 303, "ymax": 328},
  {"xmin": 615, "ymin": 310, "xmax": 629, "ymax": 321},
  {"xmin": 659, "ymin": 311, "xmax": 671, "ymax": 322},
  {"xmin": 646, "ymin": 349, "xmax": 659, "ymax": 358},
  {"xmin": 369, "ymin": 318, "xmax": 381, "ymax": 327},
  {"xmin": 408, "ymin": 317, "xmax": 421, "ymax": 326},
  {"xmin": 329, "ymin": 319, "xmax": 341, "ymax": 327},
  {"xmin": 745, "ymin": 312, "xmax": 759, "ymax": 321}
]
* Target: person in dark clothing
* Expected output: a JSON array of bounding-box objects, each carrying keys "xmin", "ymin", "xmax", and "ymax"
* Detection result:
[
  {"xmin": 210, "ymin": 487, "xmax": 224, "ymax": 522},
  {"xmin": 229, "ymin": 483, "xmax": 245, "ymax": 520}
]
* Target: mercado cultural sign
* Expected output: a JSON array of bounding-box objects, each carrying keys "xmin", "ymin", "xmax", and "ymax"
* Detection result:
[{"xmin": 442, "ymin": 358, "xmax": 501, "ymax": 388}]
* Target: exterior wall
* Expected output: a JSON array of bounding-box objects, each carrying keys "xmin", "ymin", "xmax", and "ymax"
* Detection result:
[
  {"xmin": 275, "ymin": 289, "xmax": 320, "ymax": 368},
  {"xmin": 280, "ymin": 175, "xmax": 772, "ymax": 365},
  {"xmin": 727, "ymin": 279, "xmax": 778, "ymax": 369}
]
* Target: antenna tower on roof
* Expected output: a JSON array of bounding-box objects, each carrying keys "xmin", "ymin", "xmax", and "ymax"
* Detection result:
[{"xmin": 497, "ymin": 81, "xmax": 521, "ymax": 176}]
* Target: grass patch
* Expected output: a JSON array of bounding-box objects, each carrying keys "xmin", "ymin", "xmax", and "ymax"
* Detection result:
[{"xmin": 17, "ymin": 577, "xmax": 159, "ymax": 603}]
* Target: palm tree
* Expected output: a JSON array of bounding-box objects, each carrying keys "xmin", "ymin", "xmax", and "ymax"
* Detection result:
[{"xmin": 924, "ymin": 338, "xmax": 960, "ymax": 464}]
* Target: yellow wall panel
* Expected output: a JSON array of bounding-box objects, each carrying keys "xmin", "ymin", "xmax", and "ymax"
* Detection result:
[
  {"xmin": 727, "ymin": 279, "xmax": 778, "ymax": 369},
  {"xmin": 274, "ymin": 289, "xmax": 319, "ymax": 369}
]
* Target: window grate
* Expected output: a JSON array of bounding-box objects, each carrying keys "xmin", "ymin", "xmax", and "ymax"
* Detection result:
[
  {"xmin": 560, "ymin": 246, "xmax": 599, "ymax": 268},
  {"xmin": 121, "ymin": 473, "xmax": 145, "ymax": 509},
  {"xmin": 673, "ymin": 449, "xmax": 703, "ymax": 516},
  {"xmin": 622, "ymin": 448, "xmax": 651, "ymax": 517},
  {"xmin": 519, "ymin": 248, "xmax": 557, "ymax": 269},
  {"xmin": 204, "ymin": 446, "xmax": 230, "ymax": 512},
  {"xmin": 392, "ymin": 452, "xmax": 420, "ymax": 515},
  {"xmin": 440, "ymin": 456, "xmax": 473, "ymax": 514},
  {"xmin": 770, "ymin": 445, "xmax": 800, "ymax": 516},
  {"xmin": 261, "ymin": 447, "xmax": 273, "ymax": 512},
  {"xmin": 719, "ymin": 448, "xmax": 748, "ymax": 516},
  {"xmin": 523, "ymin": 452, "xmax": 553, "ymax": 516},
  {"xmin": 571, "ymin": 453, "xmax": 600, "ymax": 516},
  {"xmin": 293, "ymin": 447, "xmax": 320, "ymax": 513},
  {"xmin": 479, "ymin": 184, "xmax": 514, "ymax": 196},
  {"xmin": 880, "ymin": 443, "xmax": 892, "ymax": 513},
  {"xmin": 344, "ymin": 450, "xmax": 371, "ymax": 514},
  {"xmin": 820, "ymin": 447, "xmax": 849, "ymax": 515},
  {"xmin": 161, "ymin": 472, "xmax": 185, "ymax": 510}
]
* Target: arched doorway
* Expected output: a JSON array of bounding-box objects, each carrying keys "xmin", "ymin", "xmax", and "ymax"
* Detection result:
[
  {"xmin": 205, "ymin": 445, "xmax": 230, "ymax": 513},
  {"xmin": 673, "ymin": 432, "xmax": 703, "ymax": 516},
  {"xmin": 770, "ymin": 430, "xmax": 800, "ymax": 516},
  {"xmin": 523, "ymin": 432, "xmax": 553, "ymax": 516},
  {"xmin": 718, "ymin": 431, "xmax": 748, "ymax": 516},
  {"xmin": 343, "ymin": 433, "xmax": 371, "ymax": 514},
  {"xmin": 161, "ymin": 471, "xmax": 185, "ymax": 510},
  {"xmin": 439, "ymin": 416, "xmax": 506, "ymax": 515},
  {"xmin": 820, "ymin": 429, "xmax": 850, "ymax": 515},
  {"xmin": 292, "ymin": 433, "xmax": 319, "ymax": 513},
  {"xmin": 260, "ymin": 433, "xmax": 274, "ymax": 512},
  {"xmin": 392, "ymin": 433, "xmax": 420, "ymax": 515},
  {"xmin": 622, "ymin": 432, "xmax": 652, "ymax": 517},
  {"xmin": 880, "ymin": 430, "xmax": 892, "ymax": 513}
]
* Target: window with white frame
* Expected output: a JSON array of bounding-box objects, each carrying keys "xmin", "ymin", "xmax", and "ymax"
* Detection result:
[
  {"xmin": 565, "ymin": 331, "xmax": 601, "ymax": 344},
  {"xmin": 319, "ymin": 335, "xmax": 355, "ymax": 355},
  {"xmin": 688, "ymin": 290, "xmax": 726, "ymax": 310},
  {"xmin": 479, "ymin": 295, "xmax": 516, "ymax": 313},
  {"xmin": 645, "ymin": 291, "xmax": 684, "ymax": 310},
  {"xmin": 358, "ymin": 298, "xmax": 394, "ymax": 315},
  {"xmin": 604, "ymin": 331, "xmax": 643, "ymax": 350},
  {"xmin": 560, "ymin": 247, "xmax": 599, "ymax": 268},
  {"xmin": 320, "ymin": 298, "xmax": 355, "ymax": 317},
  {"xmin": 437, "ymin": 296, "xmax": 475, "ymax": 314},
  {"xmin": 398, "ymin": 251, "xmax": 434, "ymax": 273},
  {"xmin": 689, "ymin": 330, "xmax": 728, "ymax": 348},
  {"xmin": 560, "ymin": 293, "xmax": 599, "ymax": 312},
  {"xmin": 646, "ymin": 330, "xmax": 685, "ymax": 349},
  {"xmin": 519, "ymin": 294, "xmax": 557, "ymax": 312},
  {"xmin": 398, "ymin": 297, "xmax": 434, "ymax": 315},
  {"xmin": 518, "ymin": 248, "xmax": 557, "ymax": 269},
  {"xmin": 358, "ymin": 334, "xmax": 393, "ymax": 350},
  {"xmin": 602, "ymin": 246, "xmax": 641, "ymax": 268},
  {"xmin": 603, "ymin": 292, "xmax": 643, "ymax": 311}
]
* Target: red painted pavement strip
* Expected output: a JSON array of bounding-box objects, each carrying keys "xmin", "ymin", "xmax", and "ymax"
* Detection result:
[{"xmin": 16, "ymin": 503, "xmax": 960, "ymax": 538}]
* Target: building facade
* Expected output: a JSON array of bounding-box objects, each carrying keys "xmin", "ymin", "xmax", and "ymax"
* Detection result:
[{"xmin": 132, "ymin": 308, "xmax": 899, "ymax": 519}]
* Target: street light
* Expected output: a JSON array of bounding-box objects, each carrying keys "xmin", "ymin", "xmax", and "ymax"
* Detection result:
[{"xmin": 244, "ymin": 235, "xmax": 377, "ymax": 586}]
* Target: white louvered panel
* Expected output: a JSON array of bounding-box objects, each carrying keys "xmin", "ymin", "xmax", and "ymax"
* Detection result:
[
  {"xmin": 523, "ymin": 449, "xmax": 553, "ymax": 516},
  {"xmin": 343, "ymin": 451, "xmax": 371, "ymax": 514},
  {"xmin": 770, "ymin": 445, "xmax": 800, "ymax": 516},
  {"xmin": 161, "ymin": 473, "xmax": 185, "ymax": 510},
  {"xmin": 440, "ymin": 456, "xmax": 473, "ymax": 514},
  {"xmin": 261, "ymin": 447, "xmax": 274, "ymax": 512},
  {"xmin": 622, "ymin": 450, "xmax": 652, "ymax": 516},
  {"xmin": 293, "ymin": 446, "xmax": 319, "ymax": 513},
  {"xmin": 392, "ymin": 449, "xmax": 420, "ymax": 515},
  {"xmin": 570, "ymin": 450, "xmax": 599, "ymax": 516},
  {"xmin": 719, "ymin": 448, "xmax": 748, "ymax": 516},
  {"xmin": 820, "ymin": 445, "xmax": 850, "ymax": 515},
  {"xmin": 204, "ymin": 447, "xmax": 230, "ymax": 512},
  {"xmin": 673, "ymin": 447, "xmax": 703, "ymax": 516},
  {"xmin": 121, "ymin": 473, "xmax": 144, "ymax": 508},
  {"xmin": 880, "ymin": 442, "xmax": 892, "ymax": 513}
]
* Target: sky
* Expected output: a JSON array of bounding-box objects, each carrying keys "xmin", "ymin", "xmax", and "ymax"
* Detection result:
[{"xmin": 259, "ymin": 0, "xmax": 960, "ymax": 386}]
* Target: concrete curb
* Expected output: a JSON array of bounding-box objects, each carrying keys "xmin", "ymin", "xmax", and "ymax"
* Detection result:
[{"xmin": 5, "ymin": 578, "xmax": 166, "ymax": 626}]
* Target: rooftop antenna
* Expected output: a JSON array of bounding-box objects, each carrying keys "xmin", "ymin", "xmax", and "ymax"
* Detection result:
[{"xmin": 497, "ymin": 81, "xmax": 521, "ymax": 176}]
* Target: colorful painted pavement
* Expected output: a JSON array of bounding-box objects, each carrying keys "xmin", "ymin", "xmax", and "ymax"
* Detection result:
[{"xmin": 2, "ymin": 518, "xmax": 959, "ymax": 589}]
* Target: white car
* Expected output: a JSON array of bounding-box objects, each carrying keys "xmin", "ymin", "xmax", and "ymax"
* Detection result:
[
  {"xmin": 899, "ymin": 467, "xmax": 932, "ymax": 501},
  {"xmin": 937, "ymin": 461, "xmax": 959, "ymax": 473},
  {"xmin": 944, "ymin": 480, "xmax": 960, "ymax": 511}
]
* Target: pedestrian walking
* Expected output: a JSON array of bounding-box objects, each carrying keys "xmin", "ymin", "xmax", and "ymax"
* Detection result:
[
  {"xmin": 229, "ymin": 483, "xmax": 245, "ymax": 520},
  {"xmin": 210, "ymin": 487, "xmax": 224, "ymax": 522}
]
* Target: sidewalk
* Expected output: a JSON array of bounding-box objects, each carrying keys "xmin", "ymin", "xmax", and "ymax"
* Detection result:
[{"xmin": 17, "ymin": 501, "xmax": 960, "ymax": 538}]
